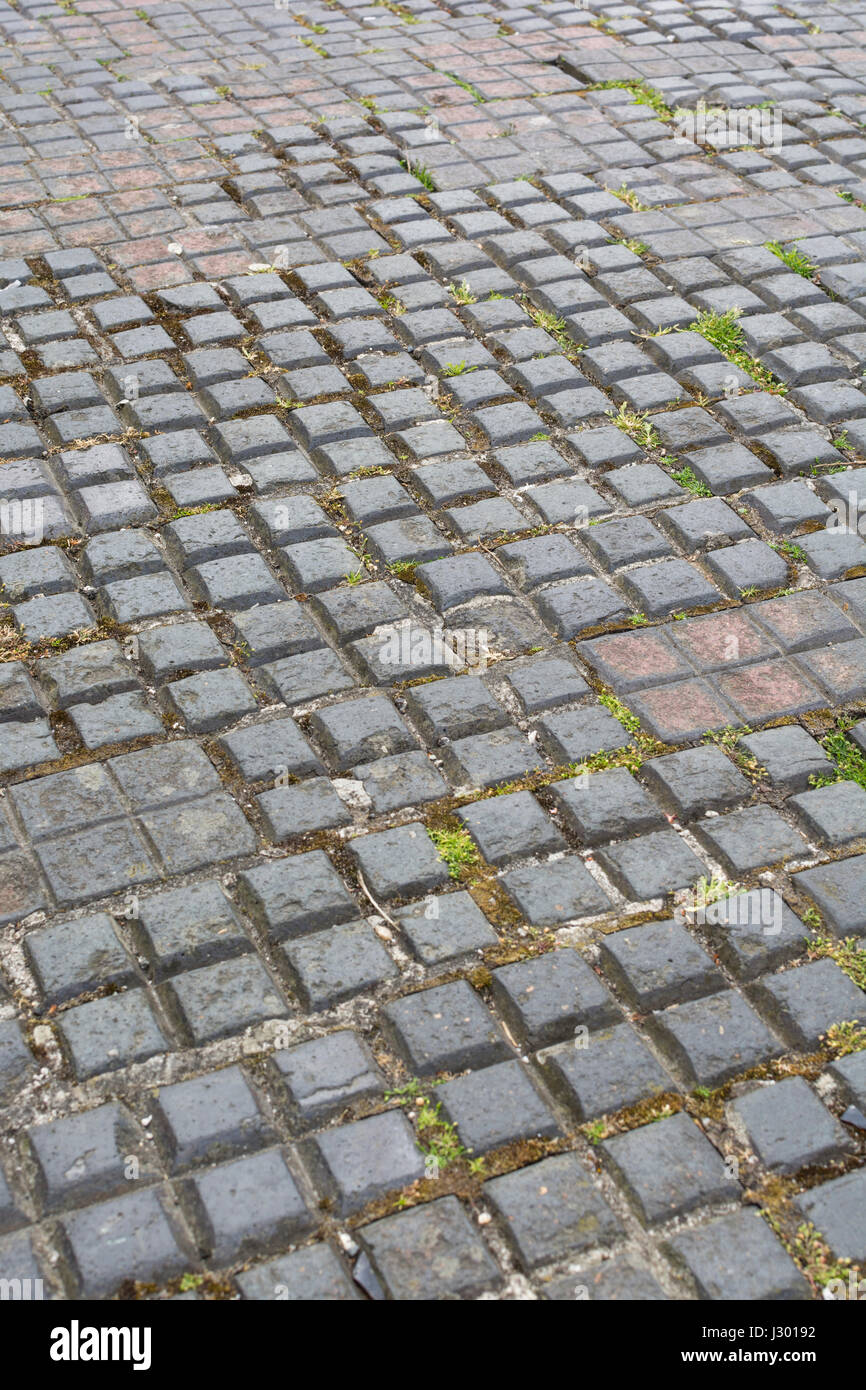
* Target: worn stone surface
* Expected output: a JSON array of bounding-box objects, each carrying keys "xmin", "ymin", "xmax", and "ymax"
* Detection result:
[{"xmin": 0, "ymin": 0, "xmax": 864, "ymax": 1304}]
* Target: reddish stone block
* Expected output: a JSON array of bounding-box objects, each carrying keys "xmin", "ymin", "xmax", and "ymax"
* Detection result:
[
  {"xmin": 578, "ymin": 629, "xmax": 693, "ymax": 692},
  {"xmin": 752, "ymin": 591, "xmax": 859, "ymax": 652},
  {"xmin": 718, "ymin": 660, "xmax": 825, "ymax": 722},
  {"xmin": 670, "ymin": 609, "xmax": 778, "ymax": 673},
  {"xmin": 797, "ymin": 639, "xmax": 866, "ymax": 703},
  {"xmin": 630, "ymin": 679, "xmax": 738, "ymax": 744}
]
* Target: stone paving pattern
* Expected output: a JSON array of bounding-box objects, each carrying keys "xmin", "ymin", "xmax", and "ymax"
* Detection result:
[{"xmin": 0, "ymin": 0, "xmax": 865, "ymax": 1302}]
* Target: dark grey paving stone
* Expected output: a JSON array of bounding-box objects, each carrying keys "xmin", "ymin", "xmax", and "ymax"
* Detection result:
[
  {"xmin": 492, "ymin": 949, "xmax": 619, "ymax": 1049},
  {"xmin": 599, "ymin": 919, "xmax": 723, "ymax": 1011},
  {"xmin": 384, "ymin": 978, "xmax": 509, "ymax": 1076},
  {"xmin": 355, "ymin": 750, "xmax": 447, "ymax": 813},
  {"xmin": 349, "ymin": 823, "xmax": 449, "ymax": 901},
  {"xmin": 827, "ymin": 1049, "xmax": 866, "ymax": 1110},
  {"xmin": 534, "ymin": 576, "xmax": 631, "ymax": 639},
  {"xmin": 229, "ymin": 601, "xmax": 322, "ymax": 667},
  {"xmin": 621, "ymin": 558, "xmax": 722, "ymax": 618},
  {"xmin": 789, "ymin": 782, "xmax": 866, "ymax": 847},
  {"xmin": 535, "ymin": 706, "xmax": 630, "ymax": 765},
  {"xmin": 62, "ymin": 1190, "xmax": 186, "ymax": 1297},
  {"xmin": 189, "ymin": 1149, "xmax": 312, "ymax": 1263},
  {"xmin": 739, "ymin": 726, "xmax": 833, "ymax": 792},
  {"xmin": 697, "ymin": 888, "xmax": 811, "ymax": 981},
  {"xmin": 695, "ymin": 806, "xmax": 809, "ymax": 875},
  {"xmin": 666, "ymin": 1210, "xmax": 810, "ymax": 1300},
  {"xmin": 542, "ymin": 1253, "xmax": 667, "ymax": 1302},
  {"xmin": 69, "ymin": 690, "xmax": 162, "ymax": 749},
  {"xmin": 795, "ymin": 854, "xmax": 866, "ymax": 939},
  {"xmin": 236, "ymin": 851, "xmax": 356, "ymax": 940},
  {"xmin": 218, "ymin": 716, "xmax": 322, "ymax": 783},
  {"xmin": 140, "ymin": 790, "xmax": 257, "ymax": 875},
  {"xmin": 237, "ymin": 1244, "xmax": 360, "ymax": 1301},
  {"xmin": 641, "ymin": 745, "xmax": 751, "ymax": 820},
  {"xmin": 310, "ymin": 1110, "xmax": 426, "ymax": 1214},
  {"xmin": 405, "ymin": 675, "xmax": 508, "ymax": 743},
  {"xmin": 438, "ymin": 1059, "xmax": 560, "ymax": 1155},
  {"xmin": 549, "ymin": 767, "xmax": 666, "ymax": 846},
  {"xmin": 26, "ymin": 1102, "xmax": 147, "ymax": 1213},
  {"xmin": 458, "ymin": 791, "xmax": 565, "ymax": 866},
  {"xmin": 36, "ymin": 639, "xmax": 136, "ymax": 710},
  {"xmin": 156, "ymin": 1066, "xmax": 272, "ymax": 1170},
  {"xmin": 282, "ymin": 919, "xmax": 396, "ymax": 1009},
  {"xmin": 133, "ymin": 879, "xmax": 250, "ymax": 979},
  {"xmin": 274, "ymin": 1030, "xmax": 384, "ymax": 1124},
  {"xmin": 58, "ymin": 991, "xmax": 170, "ymax": 1079},
  {"xmin": 751, "ymin": 959, "xmax": 866, "ymax": 1050},
  {"xmin": 308, "ymin": 693, "xmax": 416, "ymax": 772},
  {"xmin": 597, "ymin": 830, "xmax": 706, "ymax": 901},
  {"xmin": 358, "ymin": 1196, "xmax": 502, "ymax": 1300},
  {"xmin": 498, "ymin": 535, "xmax": 591, "ymax": 593},
  {"xmin": 501, "ymin": 856, "xmax": 613, "ymax": 927},
  {"xmin": 651, "ymin": 989, "xmax": 784, "ymax": 1088},
  {"xmin": 728, "ymin": 1077, "xmax": 852, "ymax": 1174},
  {"xmin": 540, "ymin": 1021, "xmax": 674, "ymax": 1122},
  {"xmin": 602, "ymin": 1112, "xmax": 732, "ymax": 1227},
  {"xmin": 502, "ymin": 653, "xmax": 589, "ymax": 715},
  {"xmin": 793, "ymin": 1168, "xmax": 866, "ymax": 1265},
  {"xmin": 394, "ymin": 891, "xmax": 497, "ymax": 967},
  {"xmin": 485, "ymin": 1153, "xmax": 621, "ymax": 1270},
  {"xmin": 168, "ymin": 954, "xmax": 287, "ymax": 1045},
  {"xmin": 443, "ymin": 726, "xmax": 545, "ymax": 789},
  {"xmin": 25, "ymin": 912, "xmax": 136, "ymax": 1005},
  {"xmin": 34, "ymin": 817, "xmax": 160, "ymax": 907}
]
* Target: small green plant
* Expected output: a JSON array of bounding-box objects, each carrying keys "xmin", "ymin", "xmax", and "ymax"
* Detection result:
[
  {"xmin": 812, "ymin": 719, "xmax": 866, "ymax": 795},
  {"xmin": 179, "ymin": 1273, "xmax": 204, "ymax": 1292},
  {"xmin": 450, "ymin": 280, "xmax": 476, "ymax": 305},
  {"xmin": 787, "ymin": 1222, "xmax": 856, "ymax": 1291},
  {"xmin": 588, "ymin": 79, "xmax": 673, "ymax": 121},
  {"xmin": 377, "ymin": 292, "xmax": 404, "ymax": 315},
  {"xmin": 825, "ymin": 1020, "xmax": 866, "ymax": 1055},
  {"xmin": 443, "ymin": 71, "xmax": 486, "ymax": 103},
  {"xmin": 671, "ymin": 465, "xmax": 712, "ymax": 497},
  {"xmin": 628, "ymin": 613, "xmax": 648, "ymax": 626},
  {"xmin": 584, "ymin": 1120, "xmax": 607, "ymax": 1145},
  {"xmin": 692, "ymin": 874, "xmax": 742, "ymax": 908},
  {"xmin": 598, "ymin": 691, "xmax": 642, "ymax": 737},
  {"xmin": 388, "ymin": 559, "xmax": 415, "ymax": 578},
  {"xmin": 441, "ymin": 360, "xmax": 475, "ymax": 376},
  {"xmin": 770, "ymin": 537, "xmax": 807, "ymax": 563},
  {"xmin": 344, "ymin": 569, "xmax": 365, "ymax": 585},
  {"xmin": 403, "ymin": 160, "xmax": 435, "ymax": 191},
  {"xmin": 522, "ymin": 302, "xmax": 583, "ymax": 358},
  {"xmin": 623, "ymin": 237, "xmax": 649, "ymax": 255},
  {"xmin": 690, "ymin": 308, "xmax": 785, "ymax": 393},
  {"xmin": 808, "ymin": 934, "xmax": 866, "ymax": 992},
  {"xmin": 606, "ymin": 402, "xmax": 660, "ymax": 450},
  {"xmin": 765, "ymin": 239, "xmax": 819, "ymax": 280},
  {"xmin": 529, "ymin": 431, "xmax": 549, "ymax": 442},
  {"xmin": 428, "ymin": 826, "xmax": 480, "ymax": 879},
  {"xmin": 832, "ymin": 431, "xmax": 852, "ymax": 451},
  {"xmin": 610, "ymin": 183, "xmax": 649, "ymax": 212}
]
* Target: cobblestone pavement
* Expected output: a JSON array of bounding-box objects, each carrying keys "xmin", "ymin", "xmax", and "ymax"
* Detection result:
[{"xmin": 1, "ymin": 0, "xmax": 866, "ymax": 1304}]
